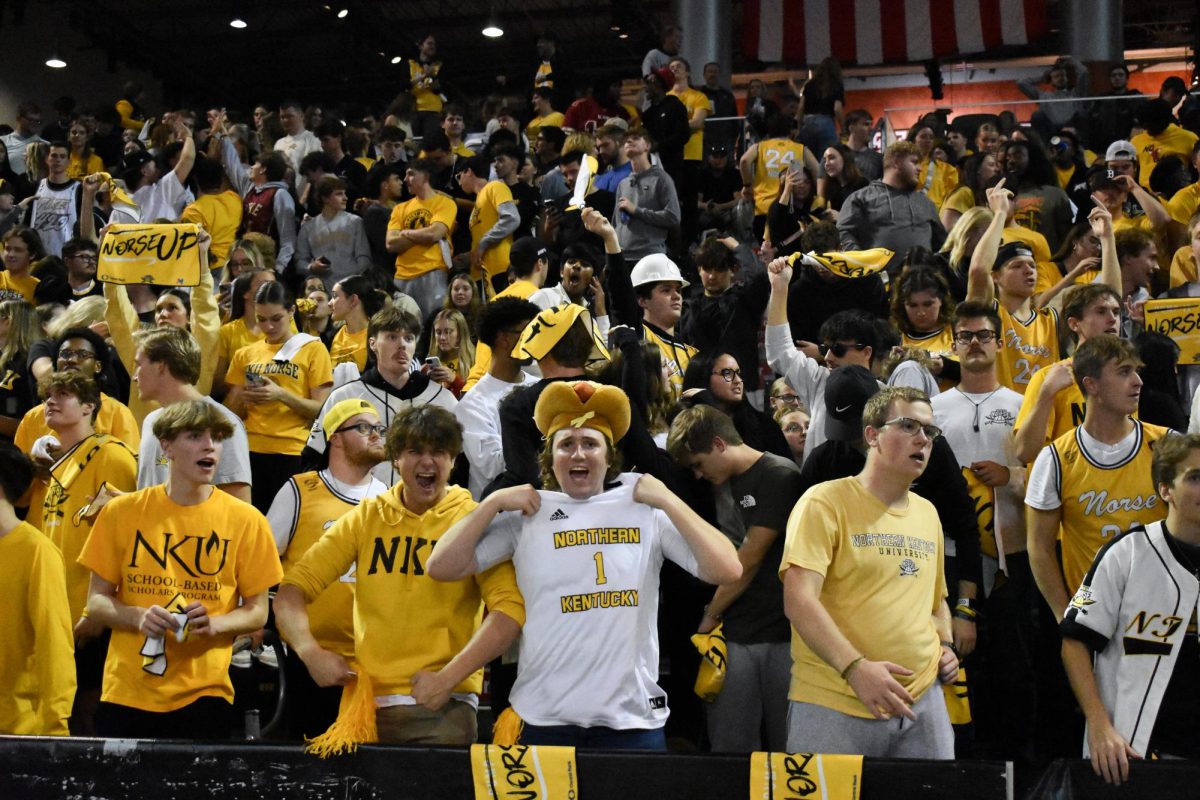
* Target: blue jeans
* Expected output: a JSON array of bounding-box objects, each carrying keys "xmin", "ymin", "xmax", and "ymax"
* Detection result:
[{"xmin": 519, "ymin": 723, "xmax": 666, "ymax": 751}]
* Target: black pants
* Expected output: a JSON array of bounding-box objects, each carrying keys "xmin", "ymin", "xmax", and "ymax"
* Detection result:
[
  {"xmin": 249, "ymin": 452, "xmax": 302, "ymax": 514},
  {"xmin": 96, "ymin": 696, "xmax": 234, "ymax": 739},
  {"xmin": 281, "ymin": 645, "xmax": 343, "ymax": 740}
]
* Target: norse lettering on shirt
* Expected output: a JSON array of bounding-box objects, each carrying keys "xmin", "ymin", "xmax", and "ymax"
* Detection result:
[
  {"xmin": 247, "ymin": 361, "xmax": 301, "ymax": 379},
  {"xmin": 1076, "ymin": 489, "xmax": 1158, "ymax": 518},
  {"xmin": 1004, "ymin": 327, "xmax": 1051, "ymax": 358},
  {"xmin": 850, "ymin": 532, "xmax": 936, "ymax": 560}
]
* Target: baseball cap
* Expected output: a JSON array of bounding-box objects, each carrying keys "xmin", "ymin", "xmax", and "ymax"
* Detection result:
[
  {"xmin": 707, "ymin": 143, "xmax": 729, "ymax": 156},
  {"xmin": 509, "ymin": 237, "xmax": 548, "ymax": 273},
  {"xmin": 1085, "ymin": 164, "xmax": 1120, "ymax": 192},
  {"xmin": 1105, "ymin": 140, "xmax": 1136, "ymax": 162},
  {"xmin": 993, "ymin": 241, "xmax": 1035, "ymax": 270},
  {"xmin": 824, "ymin": 366, "xmax": 879, "ymax": 442},
  {"xmin": 630, "ymin": 253, "xmax": 689, "ymax": 288},
  {"xmin": 119, "ymin": 149, "xmax": 154, "ymax": 174},
  {"xmin": 598, "ymin": 118, "xmax": 629, "ymax": 135},
  {"xmin": 647, "ymin": 66, "xmax": 675, "ymax": 88},
  {"xmin": 322, "ymin": 398, "xmax": 380, "ymax": 438}
]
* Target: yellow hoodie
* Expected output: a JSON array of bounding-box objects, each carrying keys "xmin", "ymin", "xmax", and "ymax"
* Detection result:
[{"xmin": 282, "ymin": 483, "xmax": 525, "ymax": 697}]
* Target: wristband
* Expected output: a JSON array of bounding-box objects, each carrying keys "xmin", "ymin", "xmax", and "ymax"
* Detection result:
[
  {"xmin": 953, "ymin": 608, "xmax": 978, "ymax": 623},
  {"xmin": 941, "ymin": 640, "xmax": 959, "ymax": 658},
  {"xmin": 955, "ymin": 598, "xmax": 976, "ymax": 610},
  {"xmin": 840, "ymin": 655, "xmax": 865, "ymax": 681}
]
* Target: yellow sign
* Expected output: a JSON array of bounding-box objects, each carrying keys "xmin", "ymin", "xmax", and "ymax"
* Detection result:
[
  {"xmin": 749, "ymin": 752, "xmax": 862, "ymax": 800},
  {"xmin": 470, "ymin": 744, "xmax": 578, "ymax": 800},
  {"xmin": 98, "ymin": 223, "xmax": 205, "ymax": 287},
  {"xmin": 1145, "ymin": 298, "xmax": 1200, "ymax": 365}
]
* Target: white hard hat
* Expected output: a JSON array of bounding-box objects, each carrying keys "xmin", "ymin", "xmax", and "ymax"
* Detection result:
[{"xmin": 629, "ymin": 253, "xmax": 689, "ymax": 288}]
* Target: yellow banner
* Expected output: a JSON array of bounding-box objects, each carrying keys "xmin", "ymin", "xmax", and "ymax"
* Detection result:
[
  {"xmin": 1144, "ymin": 298, "xmax": 1200, "ymax": 365},
  {"xmin": 98, "ymin": 223, "xmax": 205, "ymax": 287},
  {"xmin": 749, "ymin": 752, "xmax": 862, "ymax": 800},
  {"xmin": 470, "ymin": 743, "xmax": 578, "ymax": 800},
  {"xmin": 943, "ymin": 667, "xmax": 972, "ymax": 725}
]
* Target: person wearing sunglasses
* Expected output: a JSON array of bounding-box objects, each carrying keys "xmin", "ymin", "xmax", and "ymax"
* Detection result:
[
  {"xmin": 781, "ymin": 384, "xmax": 959, "ymax": 758},
  {"xmin": 930, "ymin": 302, "xmax": 1033, "ymax": 764},
  {"xmin": 266, "ymin": 399, "xmax": 388, "ymax": 741}
]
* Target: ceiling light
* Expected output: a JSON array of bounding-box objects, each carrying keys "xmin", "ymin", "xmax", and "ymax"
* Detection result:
[
  {"xmin": 336, "ymin": 8, "xmax": 349, "ymax": 18},
  {"xmin": 391, "ymin": 56, "xmax": 402, "ymax": 64},
  {"xmin": 46, "ymin": 53, "xmax": 67, "ymax": 68},
  {"xmin": 482, "ymin": 23, "xmax": 504, "ymax": 37},
  {"xmin": 618, "ymin": 32, "xmax": 629, "ymax": 39},
  {"xmin": 230, "ymin": 17, "xmax": 247, "ymax": 28}
]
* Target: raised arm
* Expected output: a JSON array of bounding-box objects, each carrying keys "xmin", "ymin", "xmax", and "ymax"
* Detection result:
[
  {"xmin": 634, "ymin": 473, "xmax": 741, "ymax": 585},
  {"xmin": 426, "ymin": 486, "xmax": 540, "ymax": 581},
  {"xmin": 966, "ymin": 180, "xmax": 1010, "ymax": 304},
  {"xmin": 1088, "ymin": 198, "xmax": 1122, "ymax": 296}
]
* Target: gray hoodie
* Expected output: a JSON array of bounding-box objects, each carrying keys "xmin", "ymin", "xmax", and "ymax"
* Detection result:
[{"xmin": 612, "ymin": 163, "xmax": 681, "ymax": 260}]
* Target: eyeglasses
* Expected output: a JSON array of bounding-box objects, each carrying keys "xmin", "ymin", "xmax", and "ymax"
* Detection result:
[
  {"xmin": 953, "ymin": 330, "xmax": 997, "ymax": 344},
  {"xmin": 819, "ymin": 342, "xmax": 868, "ymax": 359},
  {"xmin": 67, "ymin": 253, "xmax": 98, "ymax": 263},
  {"xmin": 57, "ymin": 348, "xmax": 97, "ymax": 361},
  {"xmin": 712, "ymin": 368, "xmax": 742, "ymax": 382},
  {"xmin": 771, "ymin": 393, "xmax": 801, "ymax": 407},
  {"xmin": 337, "ymin": 423, "xmax": 386, "ymax": 437},
  {"xmin": 880, "ymin": 417, "xmax": 941, "ymax": 440},
  {"xmin": 782, "ymin": 423, "xmax": 807, "ymax": 434}
]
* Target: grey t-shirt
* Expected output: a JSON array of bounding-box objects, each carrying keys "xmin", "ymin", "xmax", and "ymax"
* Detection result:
[{"xmin": 137, "ymin": 396, "xmax": 253, "ymax": 490}]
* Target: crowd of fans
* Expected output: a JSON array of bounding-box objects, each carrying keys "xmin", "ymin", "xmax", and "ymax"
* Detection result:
[{"xmin": 2, "ymin": 24, "xmax": 1200, "ymax": 784}]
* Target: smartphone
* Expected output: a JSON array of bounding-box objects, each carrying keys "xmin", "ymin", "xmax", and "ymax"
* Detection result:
[
  {"xmin": 424, "ymin": 356, "xmax": 442, "ymax": 369},
  {"xmin": 245, "ymin": 369, "xmax": 266, "ymax": 387}
]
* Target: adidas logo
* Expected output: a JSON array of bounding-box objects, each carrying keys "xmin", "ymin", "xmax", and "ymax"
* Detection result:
[{"xmin": 549, "ymin": 509, "xmax": 569, "ymax": 521}]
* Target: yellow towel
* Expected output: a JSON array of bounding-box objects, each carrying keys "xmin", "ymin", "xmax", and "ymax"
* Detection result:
[
  {"xmin": 750, "ymin": 751, "xmax": 863, "ymax": 800},
  {"xmin": 690, "ymin": 623, "xmax": 728, "ymax": 702},
  {"xmin": 470, "ymin": 743, "xmax": 578, "ymax": 800}
]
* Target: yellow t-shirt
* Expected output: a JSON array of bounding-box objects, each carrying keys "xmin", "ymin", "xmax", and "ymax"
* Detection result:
[
  {"xmin": 329, "ymin": 325, "xmax": 368, "ymax": 371},
  {"xmin": 669, "ymin": 87, "xmax": 713, "ymax": 162},
  {"xmin": 408, "ymin": 59, "xmax": 444, "ymax": 113},
  {"xmin": 0, "ymin": 522, "xmax": 75, "ymax": 736},
  {"xmin": 281, "ymin": 483, "xmax": 525, "ymax": 697},
  {"xmin": 941, "ymin": 185, "xmax": 976, "ymax": 216},
  {"xmin": 753, "ymin": 139, "xmax": 806, "ymax": 215},
  {"xmin": 1054, "ymin": 163, "xmax": 1074, "ymax": 190},
  {"xmin": 525, "ymin": 112, "xmax": 566, "ymax": 145},
  {"xmin": 1048, "ymin": 420, "xmax": 1169, "ymax": 591},
  {"xmin": 218, "ymin": 318, "xmax": 262, "ymax": 363},
  {"xmin": 41, "ymin": 434, "xmax": 139, "ymax": 621},
  {"xmin": 180, "ymin": 191, "xmax": 244, "ymax": 267},
  {"xmin": 78, "ymin": 485, "xmax": 283, "ymax": 713},
  {"xmin": 225, "ymin": 337, "xmax": 333, "ymax": 455},
  {"xmin": 1166, "ymin": 182, "xmax": 1200, "ymax": 227},
  {"xmin": 1169, "ymin": 244, "xmax": 1198, "ymax": 290},
  {"xmin": 0, "ymin": 270, "xmax": 38, "ymax": 303},
  {"xmin": 278, "ymin": 471, "xmax": 361, "ymax": 660},
  {"xmin": 1112, "ymin": 214, "xmax": 1153, "ymax": 236},
  {"xmin": 994, "ymin": 302, "xmax": 1060, "ymax": 395},
  {"xmin": 780, "ymin": 477, "xmax": 945, "ymax": 718},
  {"xmin": 1132, "ymin": 125, "xmax": 1199, "ymax": 191},
  {"xmin": 388, "ymin": 192, "xmax": 458, "ymax": 280},
  {"xmin": 917, "ymin": 158, "xmax": 959, "ymax": 209},
  {"xmin": 470, "ymin": 180, "xmax": 516, "ymax": 280},
  {"xmin": 66, "ymin": 152, "xmax": 104, "ymax": 181},
  {"xmin": 901, "ymin": 326, "xmax": 957, "ymax": 392}
]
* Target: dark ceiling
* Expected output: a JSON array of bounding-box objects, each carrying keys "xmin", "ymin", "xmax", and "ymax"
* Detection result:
[
  {"xmin": 68, "ymin": 0, "xmax": 675, "ymax": 111},
  {"xmin": 17, "ymin": 0, "xmax": 1200, "ymax": 117}
]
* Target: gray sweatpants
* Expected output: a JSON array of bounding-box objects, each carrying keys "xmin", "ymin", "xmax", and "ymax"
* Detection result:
[
  {"xmin": 394, "ymin": 269, "xmax": 448, "ymax": 321},
  {"xmin": 786, "ymin": 682, "xmax": 954, "ymax": 759},
  {"xmin": 706, "ymin": 640, "xmax": 791, "ymax": 753}
]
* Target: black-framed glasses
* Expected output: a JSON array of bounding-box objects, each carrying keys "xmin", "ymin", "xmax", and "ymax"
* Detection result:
[
  {"xmin": 819, "ymin": 342, "xmax": 868, "ymax": 358},
  {"xmin": 772, "ymin": 393, "xmax": 801, "ymax": 407},
  {"xmin": 712, "ymin": 368, "xmax": 742, "ymax": 382},
  {"xmin": 953, "ymin": 330, "xmax": 997, "ymax": 344},
  {"xmin": 337, "ymin": 423, "xmax": 386, "ymax": 437},
  {"xmin": 57, "ymin": 348, "xmax": 97, "ymax": 361},
  {"xmin": 880, "ymin": 417, "xmax": 941, "ymax": 440}
]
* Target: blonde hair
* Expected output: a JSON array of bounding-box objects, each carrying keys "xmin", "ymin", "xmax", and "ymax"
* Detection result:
[
  {"xmin": 152, "ymin": 398, "xmax": 235, "ymax": 441},
  {"xmin": 562, "ymin": 132, "xmax": 597, "ymax": 157},
  {"xmin": 433, "ymin": 308, "xmax": 475, "ymax": 382},
  {"xmin": 45, "ymin": 295, "xmax": 107, "ymax": 340},
  {"xmin": 0, "ymin": 300, "xmax": 43, "ymax": 367},
  {"xmin": 940, "ymin": 207, "xmax": 993, "ymax": 268}
]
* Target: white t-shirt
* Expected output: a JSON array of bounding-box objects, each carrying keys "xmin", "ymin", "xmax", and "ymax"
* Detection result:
[
  {"xmin": 474, "ymin": 474, "xmax": 702, "ymax": 730},
  {"xmin": 1026, "ymin": 424, "xmax": 1140, "ymax": 510},
  {"xmin": 454, "ymin": 371, "xmax": 536, "ymax": 499},
  {"xmin": 137, "ymin": 397, "xmax": 253, "ymax": 490},
  {"xmin": 30, "ymin": 179, "xmax": 79, "ymax": 257}
]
